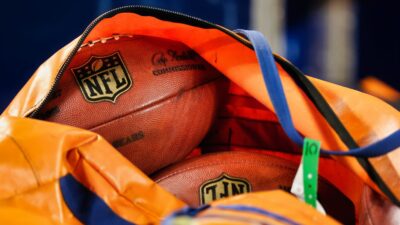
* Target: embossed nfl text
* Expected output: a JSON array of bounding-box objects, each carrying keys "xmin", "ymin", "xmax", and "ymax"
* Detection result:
[
  {"xmin": 199, "ymin": 173, "xmax": 251, "ymax": 205},
  {"xmin": 72, "ymin": 52, "xmax": 132, "ymax": 103}
]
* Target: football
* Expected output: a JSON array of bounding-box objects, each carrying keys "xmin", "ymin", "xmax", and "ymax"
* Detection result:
[
  {"xmin": 37, "ymin": 34, "xmax": 227, "ymax": 174},
  {"xmin": 152, "ymin": 151, "xmax": 356, "ymax": 225},
  {"xmin": 359, "ymin": 185, "xmax": 400, "ymax": 225}
]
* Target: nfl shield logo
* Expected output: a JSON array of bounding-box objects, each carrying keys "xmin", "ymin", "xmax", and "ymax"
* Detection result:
[
  {"xmin": 199, "ymin": 173, "xmax": 251, "ymax": 205},
  {"xmin": 72, "ymin": 52, "xmax": 132, "ymax": 103}
]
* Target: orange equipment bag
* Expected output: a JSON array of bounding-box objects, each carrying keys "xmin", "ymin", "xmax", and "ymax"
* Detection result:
[{"xmin": 1, "ymin": 5, "xmax": 399, "ymax": 225}]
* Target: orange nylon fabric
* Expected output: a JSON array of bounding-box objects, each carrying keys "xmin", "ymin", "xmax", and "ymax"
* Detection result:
[
  {"xmin": 3, "ymin": 37, "xmax": 80, "ymax": 117},
  {"xmin": 171, "ymin": 190, "xmax": 340, "ymax": 225},
  {"xmin": 360, "ymin": 76, "xmax": 400, "ymax": 103},
  {"xmin": 0, "ymin": 206, "xmax": 62, "ymax": 225},
  {"xmin": 201, "ymin": 81, "xmax": 366, "ymax": 221},
  {"xmin": 0, "ymin": 116, "xmax": 340, "ymax": 225},
  {"xmin": 0, "ymin": 116, "xmax": 185, "ymax": 224},
  {"xmin": 3, "ymin": 11, "xmax": 399, "ymax": 202}
]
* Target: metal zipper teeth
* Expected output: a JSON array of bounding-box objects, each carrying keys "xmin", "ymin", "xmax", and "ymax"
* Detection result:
[
  {"xmin": 28, "ymin": 5, "xmax": 252, "ymax": 118},
  {"xmin": 26, "ymin": 5, "xmax": 398, "ymax": 206}
]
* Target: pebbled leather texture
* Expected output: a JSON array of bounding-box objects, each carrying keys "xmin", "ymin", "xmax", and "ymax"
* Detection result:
[
  {"xmin": 38, "ymin": 35, "xmax": 227, "ymax": 174},
  {"xmin": 152, "ymin": 150, "xmax": 355, "ymax": 225}
]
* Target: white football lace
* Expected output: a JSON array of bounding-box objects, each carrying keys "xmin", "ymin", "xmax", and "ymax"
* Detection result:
[{"xmin": 78, "ymin": 34, "xmax": 134, "ymax": 51}]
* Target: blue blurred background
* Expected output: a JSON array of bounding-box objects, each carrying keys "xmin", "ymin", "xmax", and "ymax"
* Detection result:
[{"xmin": 0, "ymin": 0, "xmax": 399, "ymax": 111}]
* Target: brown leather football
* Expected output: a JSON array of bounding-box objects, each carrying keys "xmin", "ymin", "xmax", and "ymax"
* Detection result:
[
  {"xmin": 152, "ymin": 151, "xmax": 356, "ymax": 225},
  {"xmin": 359, "ymin": 185, "xmax": 400, "ymax": 225},
  {"xmin": 37, "ymin": 35, "xmax": 226, "ymax": 174}
]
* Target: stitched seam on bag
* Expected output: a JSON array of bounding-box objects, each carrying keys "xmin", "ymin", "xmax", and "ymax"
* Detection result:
[
  {"xmin": 6, "ymin": 134, "xmax": 41, "ymax": 186},
  {"xmin": 74, "ymin": 145, "xmax": 161, "ymax": 221}
]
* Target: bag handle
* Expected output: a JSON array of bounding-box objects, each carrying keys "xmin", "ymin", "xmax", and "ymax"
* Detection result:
[{"xmin": 235, "ymin": 29, "xmax": 400, "ymax": 158}]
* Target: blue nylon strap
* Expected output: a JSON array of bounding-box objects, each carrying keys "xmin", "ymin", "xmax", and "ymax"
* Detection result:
[
  {"xmin": 162, "ymin": 204, "xmax": 299, "ymax": 225},
  {"xmin": 163, "ymin": 205, "xmax": 210, "ymax": 225},
  {"xmin": 235, "ymin": 29, "xmax": 400, "ymax": 157},
  {"xmin": 235, "ymin": 29, "xmax": 304, "ymax": 147},
  {"xmin": 329, "ymin": 130, "xmax": 400, "ymax": 156},
  {"xmin": 216, "ymin": 205, "xmax": 300, "ymax": 225},
  {"xmin": 60, "ymin": 174, "xmax": 134, "ymax": 225}
]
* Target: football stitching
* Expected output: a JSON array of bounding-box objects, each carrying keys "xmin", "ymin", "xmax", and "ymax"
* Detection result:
[
  {"xmin": 79, "ymin": 34, "xmax": 134, "ymax": 50},
  {"xmin": 89, "ymin": 76, "xmax": 224, "ymax": 131}
]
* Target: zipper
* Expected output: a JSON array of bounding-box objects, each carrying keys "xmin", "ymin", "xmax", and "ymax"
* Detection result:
[
  {"xmin": 26, "ymin": 4, "xmax": 399, "ymax": 207},
  {"xmin": 28, "ymin": 5, "xmax": 252, "ymax": 118}
]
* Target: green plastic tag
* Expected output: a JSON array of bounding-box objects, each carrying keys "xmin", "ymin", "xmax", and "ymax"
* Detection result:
[{"xmin": 302, "ymin": 138, "xmax": 321, "ymax": 208}]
